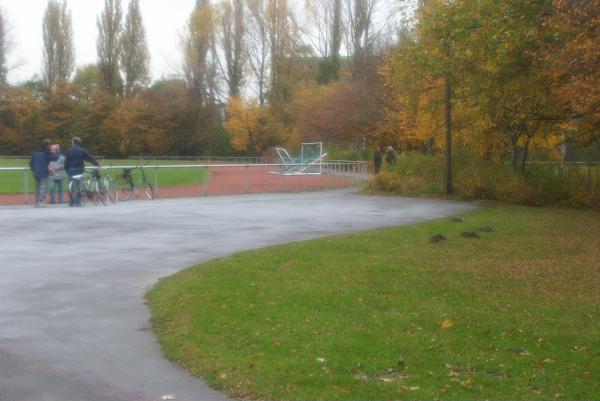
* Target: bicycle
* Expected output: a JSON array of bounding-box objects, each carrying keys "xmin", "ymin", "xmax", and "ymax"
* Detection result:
[
  {"xmin": 101, "ymin": 165, "xmax": 119, "ymax": 203},
  {"xmin": 115, "ymin": 166, "xmax": 155, "ymax": 201},
  {"xmin": 68, "ymin": 168, "xmax": 110, "ymax": 206}
]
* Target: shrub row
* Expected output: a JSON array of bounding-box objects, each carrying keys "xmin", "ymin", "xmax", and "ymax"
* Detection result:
[{"xmin": 369, "ymin": 152, "xmax": 600, "ymax": 209}]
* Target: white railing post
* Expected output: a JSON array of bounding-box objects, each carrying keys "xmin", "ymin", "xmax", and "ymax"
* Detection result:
[
  {"xmin": 154, "ymin": 166, "xmax": 160, "ymax": 199},
  {"xmin": 24, "ymin": 170, "xmax": 29, "ymax": 204},
  {"xmin": 204, "ymin": 166, "xmax": 209, "ymax": 196}
]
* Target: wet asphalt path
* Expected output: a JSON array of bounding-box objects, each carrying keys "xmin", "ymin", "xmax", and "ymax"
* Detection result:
[{"xmin": 0, "ymin": 190, "xmax": 476, "ymax": 401}]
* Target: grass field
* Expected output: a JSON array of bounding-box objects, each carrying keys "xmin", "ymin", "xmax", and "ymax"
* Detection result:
[
  {"xmin": 0, "ymin": 158, "xmax": 209, "ymax": 194},
  {"xmin": 147, "ymin": 206, "xmax": 599, "ymax": 400}
]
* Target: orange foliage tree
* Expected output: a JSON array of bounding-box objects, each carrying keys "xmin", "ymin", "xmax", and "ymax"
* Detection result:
[
  {"xmin": 547, "ymin": 0, "xmax": 600, "ymax": 145},
  {"xmin": 225, "ymin": 96, "xmax": 286, "ymax": 155},
  {"xmin": 294, "ymin": 80, "xmax": 384, "ymax": 149}
]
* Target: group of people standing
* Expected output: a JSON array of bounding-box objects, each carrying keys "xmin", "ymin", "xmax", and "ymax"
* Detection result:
[
  {"xmin": 29, "ymin": 137, "xmax": 99, "ymax": 207},
  {"xmin": 374, "ymin": 146, "xmax": 397, "ymax": 174}
]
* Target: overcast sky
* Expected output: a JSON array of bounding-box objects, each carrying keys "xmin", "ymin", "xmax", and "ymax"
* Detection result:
[{"xmin": 2, "ymin": 0, "xmax": 197, "ymax": 83}]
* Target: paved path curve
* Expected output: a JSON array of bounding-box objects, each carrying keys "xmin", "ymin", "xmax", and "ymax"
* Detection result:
[{"xmin": 0, "ymin": 190, "xmax": 476, "ymax": 401}]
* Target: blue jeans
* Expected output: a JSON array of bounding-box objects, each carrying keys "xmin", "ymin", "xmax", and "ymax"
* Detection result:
[
  {"xmin": 34, "ymin": 177, "xmax": 48, "ymax": 205},
  {"xmin": 49, "ymin": 178, "xmax": 64, "ymax": 204}
]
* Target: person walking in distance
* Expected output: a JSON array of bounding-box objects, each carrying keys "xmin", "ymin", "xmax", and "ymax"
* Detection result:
[
  {"xmin": 48, "ymin": 144, "xmax": 66, "ymax": 204},
  {"xmin": 29, "ymin": 139, "xmax": 58, "ymax": 207},
  {"xmin": 65, "ymin": 137, "xmax": 100, "ymax": 207},
  {"xmin": 385, "ymin": 146, "xmax": 397, "ymax": 166},
  {"xmin": 374, "ymin": 146, "xmax": 383, "ymax": 174}
]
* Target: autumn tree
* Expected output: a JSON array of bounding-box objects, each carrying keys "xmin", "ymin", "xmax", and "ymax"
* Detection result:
[
  {"xmin": 461, "ymin": 0, "xmax": 565, "ymax": 171},
  {"xmin": 343, "ymin": 0, "xmax": 391, "ymax": 79},
  {"xmin": 120, "ymin": 0, "xmax": 150, "ymax": 97},
  {"xmin": 183, "ymin": 0, "xmax": 214, "ymax": 102},
  {"xmin": 0, "ymin": 86, "xmax": 40, "ymax": 153},
  {"xmin": 246, "ymin": 0, "xmax": 270, "ymax": 104},
  {"xmin": 143, "ymin": 79, "xmax": 207, "ymax": 155},
  {"xmin": 245, "ymin": 0, "xmax": 301, "ymax": 106},
  {"xmin": 295, "ymin": 80, "xmax": 383, "ymax": 147},
  {"xmin": 547, "ymin": 0, "xmax": 600, "ymax": 146},
  {"xmin": 79, "ymin": 89, "xmax": 120, "ymax": 156},
  {"xmin": 225, "ymin": 96, "xmax": 284, "ymax": 154},
  {"xmin": 97, "ymin": 0, "xmax": 122, "ymax": 95},
  {"xmin": 215, "ymin": 0, "xmax": 245, "ymax": 97},
  {"xmin": 302, "ymin": 0, "xmax": 344, "ymax": 83},
  {"xmin": 42, "ymin": 0, "xmax": 75, "ymax": 88},
  {"xmin": 73, "ymin": 64, "xmax": 102, "ymax": 100},
  {"xmin": 266, "ymin": 0, "xmax": 294, "ymax": 103},
  {"xmin": 34, "ymin": 81, "xmax": 81, "ymax": 145}
]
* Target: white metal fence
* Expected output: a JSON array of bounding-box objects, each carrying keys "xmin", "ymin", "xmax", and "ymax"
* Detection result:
[{"xmin": 0, "ymin": 161, "xmax": 369, "ymax": 204}]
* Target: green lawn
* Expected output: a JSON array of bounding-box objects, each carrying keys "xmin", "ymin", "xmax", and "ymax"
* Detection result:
[
  {"xmin": 0, "ymin": 158, "xmax": 209, "ymax": 194},
  {"xmin": 146, "ymin": 206, "xmax": 600, "ymax": 400}
]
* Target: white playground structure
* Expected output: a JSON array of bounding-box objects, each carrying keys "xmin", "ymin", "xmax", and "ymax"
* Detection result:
[{"xmin": 273, "ymin": 142, "xmax": 328, "ymax": 175}]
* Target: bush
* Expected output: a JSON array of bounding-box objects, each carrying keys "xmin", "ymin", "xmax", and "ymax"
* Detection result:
[
  {"xmin": 327, "ymin": 145, "xmax": 371, "ymax": 161},
  {"xmin": 369, "ymin": 151, "xmax": 600, "ymax": 209}
]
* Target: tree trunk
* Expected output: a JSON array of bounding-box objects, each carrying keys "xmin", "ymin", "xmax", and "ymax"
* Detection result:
[
  {"xmin": 510, "ymin": 133, "xmax": 519, "ymax": 172},
  {"xmin": 445, "ymin": 76, "xmax": 453, "ymax": 194},
  {"xmin": 520, "ymin": 135, "xmax": 532, "ymax": 174}
]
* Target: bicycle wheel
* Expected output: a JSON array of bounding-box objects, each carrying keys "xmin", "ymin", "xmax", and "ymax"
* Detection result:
[
  {"xmin": 87, "ymin": 180, "xmax": 98, "ymax": 205},
  {"xmin": 68, "ymin": 179, "xmax": 83, "ymax": 206},
  {"xmin": 143, "ymin": 180, "xmax": 155, "ymax": 200},
  {"xmin": 95, "ymin": 180, "xmax": 110, "ymax": 206},
  {"xmin": 104, "ymin": 176, "xmax": 118, "ymax": 203},
  {"xmin": 117, "ymin": 177, "xmax": 135, "ymax": 201},
  {"xmin": 68, "ymin": 179, "xmax": 79, "ymax": 204}
]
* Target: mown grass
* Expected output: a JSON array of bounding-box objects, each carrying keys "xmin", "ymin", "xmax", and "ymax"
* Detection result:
[
  {"xmin": 0, "ymin": 158, "xmax": 208, "ymax": 194},
  {"xmin": 146, "ymin": 206, "xmax": 599, "ymax": 401}
]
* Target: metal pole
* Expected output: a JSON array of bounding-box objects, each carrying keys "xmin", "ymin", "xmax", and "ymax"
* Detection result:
[
  {"xmin": 245, "ymin": 165, "xmax": 249, "ymax": 194},
  {"xmin": 154, "ymin": 166, "xmax": 159, "ymax": 199},
  {"xmin": 279, "ymin": 169, "xmax": 284, "ymax": 192},
  {"xmin": 204, "ymin": 166, "xmax": 209, "ymax": 196},
  {"xmin": 24, "ymin": 170, "xmax": 29, "ymax": 204}
]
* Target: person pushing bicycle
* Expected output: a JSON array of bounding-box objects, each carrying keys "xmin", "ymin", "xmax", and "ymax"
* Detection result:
[{"xmin": 65, "ymin": 136, "xmax": 99, "ymax": 207}]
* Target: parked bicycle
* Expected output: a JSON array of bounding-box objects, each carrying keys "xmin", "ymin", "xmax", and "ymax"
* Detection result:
[
  {"xmin": 115, "ymin": 166, "xmax": 155, "ymax": 201},
  {"xmin": 101, "ymin": 165, "xmax": 119, "ymax": 203},
  {"xmin": 68, "ymin": 167, "xmax": 110, "ymax": 206}
]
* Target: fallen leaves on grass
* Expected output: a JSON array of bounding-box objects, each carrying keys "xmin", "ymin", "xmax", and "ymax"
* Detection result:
[{"xmin": 442, "ymin": 319, "xmax": 455, "ymax": 329}]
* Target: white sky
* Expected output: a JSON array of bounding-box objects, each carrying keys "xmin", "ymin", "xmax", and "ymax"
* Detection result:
[{"xmin": 2, "ymin": 0, "xmax": 197, "ymax": 83}]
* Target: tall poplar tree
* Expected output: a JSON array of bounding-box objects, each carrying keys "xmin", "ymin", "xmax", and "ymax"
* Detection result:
[
  {"xmin": 120, "ymin": 0, "xmax": 150, "ymax": 97},
  {"xmin": 246, "ymin": 0, "xmax": 269, "ymax": 104},
  {"xmin": 42, "ymin": 0, "xmax": 75, "ymax": 88},
  {"xmin": 182, "ymin": 0, "xmax": 214, "ymax": 101},
  {"xmin": 0, "ymin": 7, "xmax": 7, "ymax": 89},
  {"xmin": 216, "ymin": 0, "xmax": 245, "ymax": 97},
  {"xmin": 97, "ymin": 0, "xmax": 122, "ymax": 95}
]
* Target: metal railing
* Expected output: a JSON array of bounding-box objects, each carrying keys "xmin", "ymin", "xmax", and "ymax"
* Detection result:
[
  {"xmin": 524, "ymin": 161, "xmax": 599, "ymax": 193},
  {"xmin": 0, "ymin": 161, "xmax": 369, "ymax": 204}
]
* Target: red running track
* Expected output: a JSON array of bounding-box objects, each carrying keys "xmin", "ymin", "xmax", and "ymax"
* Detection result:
[{"xmin": 0, "ymin": 166, "xmax": 356, "ymax": 205}]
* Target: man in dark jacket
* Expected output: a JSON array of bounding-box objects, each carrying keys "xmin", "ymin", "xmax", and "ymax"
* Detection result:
[
  {"xmin": 65, "ymin": 136, "xmax": 99, "ymax": 206},
  {"xmin": 374, "ymin": 146, "xmax": 383, "ymax": 174},
  {"xmin": 29, "ymin": 139, "xmax": 57, "ymax": 207}
]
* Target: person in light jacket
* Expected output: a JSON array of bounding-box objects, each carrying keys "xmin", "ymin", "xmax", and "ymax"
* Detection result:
[{"xmin": 48, "ymin": 144, "xmax": 66, "ymax": 204}]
